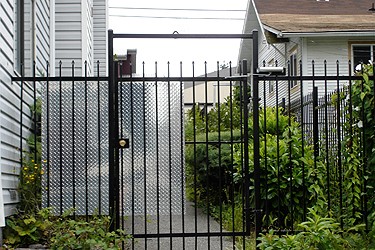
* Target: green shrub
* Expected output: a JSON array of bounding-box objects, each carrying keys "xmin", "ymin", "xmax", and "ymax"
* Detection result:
[
  {"xmin": 257, "ymin": 208, "xmax": 352, "ymax": 250},
  {"xmin": 3, "ymin": 208, "xmax": 130, "ymax": 249},
  {"xmin": 50, "ymin": 210, "xmax": 130, "ymax": 250},
  {"xmin": 234, "ymin": 107, "xmax": 327, "ymax": 228},
  {"xmin": 185, "ymin": 130, "xmax": 242, "ymax": 207},
  {"xmin": 3, "ymin": 208, "xmax": 54, "ymax": 247}
]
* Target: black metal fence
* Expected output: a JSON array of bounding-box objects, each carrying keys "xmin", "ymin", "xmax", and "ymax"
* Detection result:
[
  {"xmin": 11, "ymin": 32, "xmax": 375, "ymax": 249},
  {"xmin": 257, "ymin": 60, "xmax": 374, "ymax": 234}
]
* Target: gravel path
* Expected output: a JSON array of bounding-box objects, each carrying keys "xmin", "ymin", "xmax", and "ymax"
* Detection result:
[{"xmin": 125, "ymin": 201, "xmax": 235, "ymax": 250}]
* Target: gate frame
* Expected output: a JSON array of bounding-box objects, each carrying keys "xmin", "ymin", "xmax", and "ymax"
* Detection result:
[{"xmin": 107, "ymin": 29, "xmax": 261, "ymax": 240}]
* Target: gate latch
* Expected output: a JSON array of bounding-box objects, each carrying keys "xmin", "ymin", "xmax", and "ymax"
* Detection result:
[{"xmin": 118, "ymin": 138, "xmax": 130, "ymax": 149}]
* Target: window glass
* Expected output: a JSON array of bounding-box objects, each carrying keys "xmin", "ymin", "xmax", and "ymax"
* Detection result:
[{"xmin": 353, "ymin": 45, "xmax": 371, "ymax": 66}]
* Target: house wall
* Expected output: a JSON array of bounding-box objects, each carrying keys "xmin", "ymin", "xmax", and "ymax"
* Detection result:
[
  {"xmin": 55, "ymin": 0, "xmax": 94, "ymax": 76},
  {"xmin": 258, "ymin": 35, "xmax": 375, "ymax": 107},
  {"xmin": 184, "ymin": 81, "xmax": 232, "ymax": 110},
  {"xmin": 0, "ymin": 0, "xmax": 50, "ymax": 225},
  {"xmin": 303, "ymin": 36, "xmax": 375, "ymax": 96},
  {"xmin": 93, "ymin": 0, "xmax": 107, "ymax": 75},
  {"xmin": 257, "ymin": 34, "xmax": 302, "ymax": 107}
]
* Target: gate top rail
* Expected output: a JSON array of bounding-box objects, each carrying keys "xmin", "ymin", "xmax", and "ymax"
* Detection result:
[{"xmin": 112, "ymin": 32, "xmax": 254, "ymax": 39}]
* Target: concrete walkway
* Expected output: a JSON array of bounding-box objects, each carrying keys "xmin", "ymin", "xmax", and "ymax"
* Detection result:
[{"xmin": 125, "ymin": 201, "xmax": 235, "ymax": 250}]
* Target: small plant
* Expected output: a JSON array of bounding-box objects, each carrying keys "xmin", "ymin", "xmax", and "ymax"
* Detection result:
[
  {"xmin": 3, "ymin": 208, "xmax": 54, "ymax": 247},
  {"xmin": 257, "ymin": 208, "xmax": 352, "ymax": 249},
  {"xmin": 50, "ymin": 210, "xmax": 130, "ymax": 250},
  {"xmin": 4, "ymin": 208, "xmax": 131, "ymax": 249}
]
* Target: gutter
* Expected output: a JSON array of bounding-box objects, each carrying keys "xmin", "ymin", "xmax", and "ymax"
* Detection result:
[{"xmin": 277, "ymin": 30, "xmax": 375, "ymax": 38}]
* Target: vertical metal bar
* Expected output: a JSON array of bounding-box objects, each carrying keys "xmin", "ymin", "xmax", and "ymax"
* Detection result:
[
  {"xmin": 180, "ymin": 61, "xmax": 186, "ymax": 250},
  {"xmin": 263, "ymin": 63, "xmax": 268, "ymax": 229},
  {"xmin": 46, "ymin": 62, "xmax": 50, "ymax": 207},
  {"xmin": 275, "ymin": 60, "xmax": 281, "ymax": 230},
  {"xmin": 204, "ymin": 62, "xmax": 211, "ymax": 249},
  {"xmin": 130, "ymin": 65, "xmax": 135, "ymax": 250},
  {"xmin": 168, "ymin": 62, "xmax": 173, "ymax": 250},
  {"xmin": 192, "ymin": 62, "xmax": 198, "ymax": 250},
  {"xmin": 216, "ymin": 62, "xmax": 223, "ymax": 250},
  {"xmin": 108, "ymin": 29, "xmax": 116, "ymax": 231},
  {"xmin": 299, "ymin": 60, "xmax": 306, "ymax": 221},
  {"xmin": 130, "ymin": 62, "xmax": 135, "ymax": 250},
  {"xmin": 119, "ymin": 61, "xmax": 124, "ymax": 245},
  {"xmin": 287, "ymin": 60, "xmax": 293, "ymax": 231},
  {"xmin": 97, "ymin": 61, "xmax": 102, "ymax": 215},
  {"xmin": 243, "ymin": 57, "xmax": 250, "ymax": 237},
  {"xmin": 313, "ymin": 86, "xmax": 319, "ymax": 168},
  {"xmin": 33, "ymin": 61, "xmax": 37, "ymax": 169},
  {"xmin": 71, "ymin": 61, "xmax": 76, "ymax": 218},
  {"xmin": 238, "ymin": 61, "xmax": 245, "ymax": 249},
  {"xmin": 142, "ymin": 62, "xmax": 148, "ymax": 249},
  {"xmin": 59, "ymin": 61, "xmax": 63, "ymax": 216},
  {"xmin": 336, "ymin": 60, "xmax": 343, "ymax": 228},
  {"xmin": 360, "ymin": 64, "xmax": 367, "ymax": 231},
  {"xmin": 252, "ymin": 29, "xmax": 261, "ymax": 242},
  {"xmin": 84, "ymin": 61, "xmax": 89, "ymax": 220},
  {"xmin": 155, "ymin": 61, "xmax": 160, "ymax": 250},
  {"xmin": 228, "ymin": 62, "xmax": 236, "ymax": 250},
  {"xmin": 19, "ymin": 61, "xmax": 24, "ymax": 206},
  {"xmin": 312, "ymin": 61, "xmax": 319, "ymax": 164},
  {"xmin": 324, "ymin": 60, "xmax": 330, "ymax": 211},
  {"xmin": 114, "ymin": 62, "xmax": 120, "ymax": 230}
]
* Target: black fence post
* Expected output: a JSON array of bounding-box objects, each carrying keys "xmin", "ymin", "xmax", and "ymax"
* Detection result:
[
  {"xmin": 108, "ymin": 29, "xmax": 116, "ymax": 231},
  {"xmin": 251, "ymin": 29, "xmax": 262, "ymax": 246}
]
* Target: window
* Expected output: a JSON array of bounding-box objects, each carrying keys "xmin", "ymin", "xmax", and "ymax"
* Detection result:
[
  {"xmin": 289, "ymin": 53, "xmax": 298, "ymax": 88},
  {"xmin": 14, "ymin": 0, "xmax": 24, "ymax": 73},
  {"xmin": 352, "ymin": 45, "xmax": 375, "ymax": 67}
]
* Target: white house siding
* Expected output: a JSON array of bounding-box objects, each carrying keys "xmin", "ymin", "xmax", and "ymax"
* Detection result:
[
  {"xmin": 0, "ymin": 0, "xmax": 50, "ymax": 223},
  {"xmin": 93, "ymin": 0, "xmax": 107, "ymax": 76},
  {"xmin": 35, "ymin": 0, "xmax": 50, "ymax": 73},
  {"xmin": 303, "ymin": 37, "xmax": 375, "ymax": 97},
  {"xmin": 55, "ymin": 0, "xmax": 93, "ymax": 76}
]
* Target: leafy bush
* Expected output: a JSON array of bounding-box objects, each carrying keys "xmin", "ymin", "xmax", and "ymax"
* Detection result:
[
  {"xmin": 185, "ymin": 130, "xmax": 242, "ymax": 207},
  {"xmin": 234, "ymin": 108, "xmax": 326, "ymax": 228},
  {"xmin": 3, "ymin": 208, "xmax": 130, "ymax": 249},
  {"xmin": 50, "ymin": 210, "xmax": 130, "ymax": 250},
  {"xmin": 3, "ymin": 208, "xmax": 54, "ymax": 247},
  {"xmin": 257, "ymin": 208, "xmax": 352, "ymax": 250}
]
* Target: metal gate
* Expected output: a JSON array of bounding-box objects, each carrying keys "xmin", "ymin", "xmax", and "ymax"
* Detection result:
[{"xmin": 107, "ymin": 30, "xmax": 260, "ymax": 249}]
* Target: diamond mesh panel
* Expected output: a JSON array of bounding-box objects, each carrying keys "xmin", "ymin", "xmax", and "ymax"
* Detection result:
[
  {"xmin": 41, "ymin": 81, "xmax": 109, "ymax": 215},
  {"xmin": 120, "ymin": 81, "xmax": 185, "ymax": 215}
]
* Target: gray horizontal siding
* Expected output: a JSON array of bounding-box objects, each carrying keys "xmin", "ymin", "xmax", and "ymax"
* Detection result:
[
  {"xmin": 93, "ymin": 0, "xmax": 107, "ymax": 75},
  {"xmin": 0, "ymin": 0, "xmax": 50, "ymax": 224}
]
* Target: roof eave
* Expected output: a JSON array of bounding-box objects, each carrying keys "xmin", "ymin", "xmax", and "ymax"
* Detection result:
[{"xmin": 278, "ymin": 31, "xmax": 375, "ymax": 38}]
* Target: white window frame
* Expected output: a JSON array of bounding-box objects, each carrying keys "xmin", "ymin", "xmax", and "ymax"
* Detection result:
[{"xmin": 289, "ymin": 51, "xmax": 298, "ymax": 89}]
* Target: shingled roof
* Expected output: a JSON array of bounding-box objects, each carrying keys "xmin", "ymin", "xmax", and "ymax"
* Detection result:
[{"xmin": 254, "ymin": 0, "xmax": 375, "ymax": 34}]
